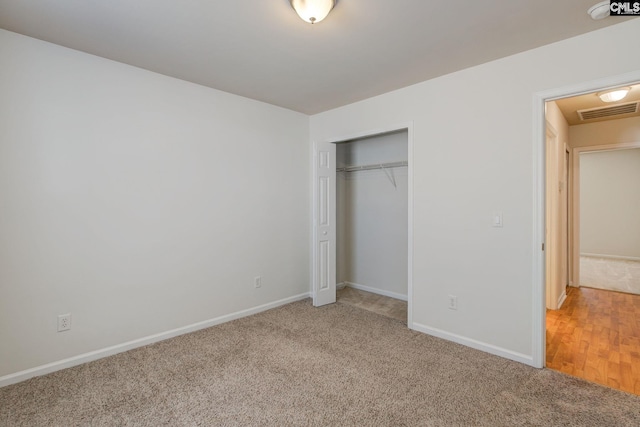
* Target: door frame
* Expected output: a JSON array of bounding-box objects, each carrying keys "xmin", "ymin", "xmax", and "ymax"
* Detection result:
[
  {"xmin": 564, "ymin": 143, "xmax": 571, "ymax": 289},
  {"xmin": 545, "ymin": 121, "xmax": 560, "ymax": 310},
  {"xmin": 311, "ymin": 122, "xmax": 414, "ymax": 329},
  {"xmin": 571, "ymin": 141, "xmax": 640, "ymax": 288},
  {"xmin": 532, "ymin": 70, "xmax": 640, "ymax": 368}
]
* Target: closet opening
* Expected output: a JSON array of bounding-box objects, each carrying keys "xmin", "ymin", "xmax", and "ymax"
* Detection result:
[{"xmin": 335, "ymin": 130, "xmax": 409, "ymax": 324}]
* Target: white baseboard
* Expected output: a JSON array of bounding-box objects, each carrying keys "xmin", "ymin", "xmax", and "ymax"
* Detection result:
[
  {"xmin": 0, "ymin": 292, "xmax": 311, "ymax": 388},
  {"xmin": 580, "ymin": 253, "xmax": 640, "ymax": 262},
  {"xmin": 411, "ymin": 322, "xmax": 534, "ymax": 367},
  {"xmin": 344, "ymin": 282, "xmax": 408, "ymax": 302},
  {"xmin": 557, "ymin": 290, "xmax": 567, "ymax": 309}
]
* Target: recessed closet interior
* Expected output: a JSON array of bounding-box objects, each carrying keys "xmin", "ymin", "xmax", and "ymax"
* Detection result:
[{"xmin": 336, "ymin": 130, "xmax": 409, "ymax": 302}]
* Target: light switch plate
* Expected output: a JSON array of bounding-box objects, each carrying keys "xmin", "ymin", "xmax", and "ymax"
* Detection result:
[{"xmin": 492, "ymin": 211, "xmax": 503, "ymax": 228}]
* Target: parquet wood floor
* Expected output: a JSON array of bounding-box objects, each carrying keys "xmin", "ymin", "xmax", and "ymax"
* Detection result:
[{"xmin": 546, "ymin": 286, "xmax": 640, "ymax": 395}]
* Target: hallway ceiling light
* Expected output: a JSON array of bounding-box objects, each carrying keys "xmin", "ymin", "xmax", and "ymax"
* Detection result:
[
  {"xmin": 597, "ymin": 87, "xmax": 631, "ymax": 103},
  {"xmin": 290, "ymin": 0, "xmax": 336, "ymax": 24},
  {"xmin": 588, "ymin": 1, "xmax": 610, "ymax": 20}
]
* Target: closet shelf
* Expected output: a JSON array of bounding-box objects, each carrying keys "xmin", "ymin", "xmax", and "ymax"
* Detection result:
[{"xmin": 336, "ymin": 160, "xmax": 408, "ymax": 173}]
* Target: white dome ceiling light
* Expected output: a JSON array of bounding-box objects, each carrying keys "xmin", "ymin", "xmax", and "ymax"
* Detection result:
[
  {"xmin": 597, "ymin": 87, "xmax": 632, "ymax": 103},
  {"xmin": 588, "ymin": 1, "xmax": 610, "ymax": 20},
  {"xmin": 290, "ymin": 0, "xmax": 336, "ymax": 24}
]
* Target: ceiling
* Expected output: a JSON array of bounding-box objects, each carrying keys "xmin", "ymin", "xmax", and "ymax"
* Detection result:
[
  {"xmin": 555, "ymin": 83, "xmax": 640, "ymax": 125},
  {"xmin": 0, "ymin": 1, "xmax": 633, "ymax": 114}
]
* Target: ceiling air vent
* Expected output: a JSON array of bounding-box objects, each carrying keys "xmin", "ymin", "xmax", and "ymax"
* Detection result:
[{"xmin": 577, "ymin": 102, "xmax": 639, "ymax": 121}]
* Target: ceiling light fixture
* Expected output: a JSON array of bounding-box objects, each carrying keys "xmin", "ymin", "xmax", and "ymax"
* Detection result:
[
  {"xmin": 290, "ymin": 0, "xmax": 336, "ymax": 24},
  {"xmin": 588, "ymin": 1, "xmax": 610, "ymax": 20},
  {"xmin": 597, "ymin": 87, "xmax": 631, "ymax": 103}
]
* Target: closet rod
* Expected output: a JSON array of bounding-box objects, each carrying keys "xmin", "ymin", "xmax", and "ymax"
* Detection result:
[{"xmin": 336, "ymin": 160, "xmax": 408, "ymax": 173}]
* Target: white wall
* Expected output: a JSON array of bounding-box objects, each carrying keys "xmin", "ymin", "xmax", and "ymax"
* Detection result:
[
  {"xmin": 580, "ymin": 148, "xmax": 640, "ymax": 259},
  {"xmin": 0, "ymin": 30, "xmax": 310, "ymax": 380},
  {"xmin": 310, "ymin": 19, "xmax": 640, "ymax": 362},
  {"xmin": 336, "ymin": 132, "xmax": 408, "ymax": 298},
  {"xmin": 4, "ymin": 19, "xmax": 640, "ymax": 381}
]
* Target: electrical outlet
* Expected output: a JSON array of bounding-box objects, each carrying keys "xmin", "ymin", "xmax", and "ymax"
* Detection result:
[
  {"xmin": 57, "ymin": 313, "xmax": 71, "ymax": 332},
  {"xmin": 254, "ymin": 276, "xmax": 262, "ymax": 288},
  {"xmin": 448, "ymin": 295, "xmax": 458, "ymax": 311}
]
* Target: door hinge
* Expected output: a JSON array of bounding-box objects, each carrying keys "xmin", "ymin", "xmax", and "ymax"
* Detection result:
[{"xmin": 542, "ymin": 243, "xmax": 545, "ymax": 251}]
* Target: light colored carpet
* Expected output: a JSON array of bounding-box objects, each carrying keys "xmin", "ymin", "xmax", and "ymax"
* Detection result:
[
  {"xmin": 2, "ymin": 299, "xmax": 640, "ymax": 426},
  {"xmin": 580, "ymin": 255, "xmax": 640, "ymax": 295},
  {"xmin": 337, "ymin": 286, "xmax": 407, "ymax": 323}
]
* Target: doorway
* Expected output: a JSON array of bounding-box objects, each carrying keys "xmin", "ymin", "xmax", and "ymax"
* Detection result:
[
  {"xmin": 539, "ymin": 78, "xmax": 640, "ymax": 395},
  {"xmin": 533, "ymin": 72, "xmax": 640, "ymax": 369},
  {"xmin": 577, "ymin": 147, "xmax": 640, "ymax": 295},
  {"xmin": 312, "ymin": 124, "xmax": 414, "ymax": 329},
  {"xmin": 335, "ymin": 131, "xmax": 409, "ymax": 322}
]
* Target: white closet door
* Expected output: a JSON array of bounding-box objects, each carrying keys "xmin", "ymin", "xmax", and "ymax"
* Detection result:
[{"xmin": 313, "ymin": 141, "xmax": 336, "ymax": 306}]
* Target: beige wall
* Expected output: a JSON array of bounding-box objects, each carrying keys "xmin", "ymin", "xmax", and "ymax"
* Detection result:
[
  {"xmin": 570, "ymin": 116, "xmax": 640, "ymax": 148},
  {"xmin": 545, "ymin": 101, "xmax": 570, "ymax": 308},
  {"xmin": 547, "ymin": 102, "xmax": 570, "ymax": 145},
  {"xmin": 580, "ymin": 148, "xmax": 640, "ymax": 259}
]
